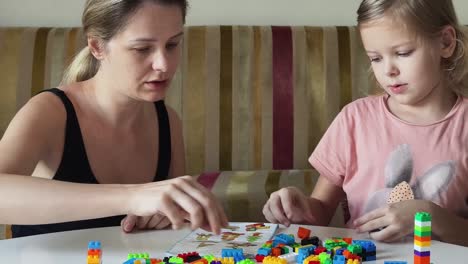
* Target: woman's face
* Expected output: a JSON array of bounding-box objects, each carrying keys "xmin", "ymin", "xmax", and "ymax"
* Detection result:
[{"xmin": 99, "ymin": 1, "xmax": 184, "ymax": 102}]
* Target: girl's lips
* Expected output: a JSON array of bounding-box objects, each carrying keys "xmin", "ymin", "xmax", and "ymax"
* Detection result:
[{"xmin": 388, "ymin": 84, "xmax": 407, "ymax": 94}]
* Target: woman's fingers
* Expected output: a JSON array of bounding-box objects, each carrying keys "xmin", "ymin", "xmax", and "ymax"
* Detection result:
[
  {"xmin": 121, "ymin": 214, "xmax": 138, "ymax": 233},
  {"xmin": 171, "ymin": 177, "xmax": 225, "ymax": 234}
]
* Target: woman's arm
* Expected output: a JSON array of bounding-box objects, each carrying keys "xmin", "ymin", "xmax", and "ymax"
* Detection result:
[
  {"xmin": 0, "ymin": 95, "xmax": 227, "ymax": 233},
  {"xmin": 0, "ymin": 93, "xmax": 129, "ymax": 223},
  {"xmin": 166, "ymin": 106, "xmax": 185, "ymax": 178}
]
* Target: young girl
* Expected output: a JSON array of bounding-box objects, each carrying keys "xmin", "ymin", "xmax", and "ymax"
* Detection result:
[
  {"xmin": 0, "ymin": 0, "xmax": 227, "ymax": 237},
  {"xmin": 263, "ymin": 0, "xmax": 468, "ymax": 246}
]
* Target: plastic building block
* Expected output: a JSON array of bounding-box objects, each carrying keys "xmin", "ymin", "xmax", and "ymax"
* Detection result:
[
  {"xmin": 384, "ymin": 261, "xmax": 407, "ymax": 264},
  {"xmin": 128, "ymin": 253, "xmax": 150, "ymax": 259},
  {"xmin": 190, "ymin": 258, "xmax": 207, "ymax": 264},
  {"xmin": 332, "ymin": 255, "xmax": 346, "ymax": 264},
  {"xmin": 178, "ymin": 252, "xmax": 201, "ymax": 262},
  {"xmin": 301, "ymin": 236, "xmax": 320, "ymax": 246},
  {"xmin": 221, "ymin": 248, "xmax": 243, "ymax": 259},
  {"xmin": 262, "ymin": 256, "xmax": 287, "ymax": 264},
  {"xmin": 274, "ymin": 234, "xmax": 295, "ymax": 245},
  {"xmin": 87, "ymin": 241, "xmax": 102, "ymax": 264},
  {"xmin": 255, "ymin": 254, "xmax": 265, "ymax": 262},
  {"xmin": 415, "ymin": 212, "xmax": 432, "ymax": 222},
  {"xmin": 257, "ymin": 247, "xmax": 272, "ymax": 256},
  {"xmin": 278, "ymin": 252, "xmax": 297, "ymax": 263},
  {"xmin": 297, "ymin": 227, "xmax": 311, "ymax": 239}
]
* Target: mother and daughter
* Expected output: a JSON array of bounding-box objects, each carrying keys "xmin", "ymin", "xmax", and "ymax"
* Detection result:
[{"xmin": 0, "ymin": 0, "xmax": 467, "ymax": 247}]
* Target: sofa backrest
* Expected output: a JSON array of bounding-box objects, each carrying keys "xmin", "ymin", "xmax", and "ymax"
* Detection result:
[{"xmin": 0, "ymin": 26, "xmax": 374, "ymax": 174}]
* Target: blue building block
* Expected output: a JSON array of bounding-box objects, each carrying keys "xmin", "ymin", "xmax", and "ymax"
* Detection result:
[
  {"xmin": 332, "ymin": 255, "xmax": 346, "ymax": 264},
  {"xmin": 273, "ymin": 233, "xmax": 295, "ymax": 245},
  {"xmin": 335, "ymin": 248, "xmax": 345, "ymax": 255},
  {"xmin": 257, "ymin": 247, "xmax": 271, "ymax": 256},
  {"xmin": 88, "ymin": 241, "xmax": 101, "ymax": 250},
  {"xmin": 364, "ymin": 255, "xmax": 377, "ymax": 261},
  {"xmin": 352, "ymin": 240, "xmax": 376, "ymax": 252},
  {"xmin": 222, "ymin": 248, "xmax": 244, "ymax": 259}
]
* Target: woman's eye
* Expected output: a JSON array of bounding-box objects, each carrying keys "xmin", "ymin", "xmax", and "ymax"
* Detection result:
[
  {"xmin": 166, "ymin": 42, "xmax": 180, "ymax": 50},
  {"xmin": 134, "ymin": 47, "xmax": 151, "ymax": 53}
]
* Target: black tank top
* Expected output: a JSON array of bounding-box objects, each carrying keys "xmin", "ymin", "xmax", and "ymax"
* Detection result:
[{"xmin": 12, "ymin": 88, "xmax": 172, "ymax": 237}]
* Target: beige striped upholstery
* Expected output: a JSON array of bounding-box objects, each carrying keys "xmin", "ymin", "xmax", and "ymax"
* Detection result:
[{"xmin": 0, "ymin": 26, "xmax": 377, "ymax": 239}]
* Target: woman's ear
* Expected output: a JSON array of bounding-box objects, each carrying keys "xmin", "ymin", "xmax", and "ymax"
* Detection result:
[
  {"xmin": 88, "ymin": 36, "xmax": 105, "ymax": 60},
  {"xmin": 440, "ymin": 25, "xmax": 457, "ymax": 59}
]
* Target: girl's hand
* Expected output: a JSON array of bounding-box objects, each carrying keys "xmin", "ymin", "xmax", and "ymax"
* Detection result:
[
  {"xmin": 121, "ymin": 214, "xmax": 171, "ymax": 232},
  {"xmin": 126, "ymin": 176, "xmax": 228, "ymax": 234},
  {"xmin": 354, "ymin": 200, "xmax": 434, "ymax": 242},
  {"xmin": 262, "ymin": 187, "xmax": 317, "ymax": 226}
]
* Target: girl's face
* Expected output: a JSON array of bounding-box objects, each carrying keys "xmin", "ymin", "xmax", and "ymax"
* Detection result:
[
  {"xmin": 360, "ymin": 15, "xmax": 455, "ymax": 108},
  {"xmin": 98, "ymin": 2, "xmax": 184, "ymax": 102}
]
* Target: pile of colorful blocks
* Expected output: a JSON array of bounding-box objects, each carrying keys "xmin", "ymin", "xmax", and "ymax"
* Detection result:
[
  {"xmin": 90, "ymin": 213, "xmax": 435, "ymax": 264},
  {"xmin": 254, "ymin": 227, "xmax": 376, "ymax": 264}
]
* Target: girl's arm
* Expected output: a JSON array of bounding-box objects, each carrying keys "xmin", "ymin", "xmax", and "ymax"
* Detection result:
[
  {"xmin": 309, "ymin": 175, "xmax": 347, "ymax": 225},
  {"xmin": 263, "ymin": 175, "xmax": 346, "ymax": 226}
]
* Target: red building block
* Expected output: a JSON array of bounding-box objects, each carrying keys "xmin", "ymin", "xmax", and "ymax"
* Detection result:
[{"xmin": 297, "ymin": 227, "xmax": 311, "ymax": 239}]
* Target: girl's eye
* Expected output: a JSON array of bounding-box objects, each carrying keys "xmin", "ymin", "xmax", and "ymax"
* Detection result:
[
  {"xmin": 369, "ymin": 57, "xmax": 381, "ymax": 63},
  {"xmin": 397, "ymin": 50, "xmax": 413, "ymax": 57}
]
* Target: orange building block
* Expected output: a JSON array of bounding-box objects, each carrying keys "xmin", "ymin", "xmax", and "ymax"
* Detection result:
[{"xmin": 297, "ymin": 227, "xmax": 311, "ymax": 239}]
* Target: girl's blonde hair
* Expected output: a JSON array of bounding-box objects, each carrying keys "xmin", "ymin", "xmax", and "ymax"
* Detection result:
[
  {"xmin": 62, "ymin": 0, "xmax": 188, "ymax": 85},
  {"xmin": 357, "ymin": 0, "xmax": 468, "ymax": 95}
]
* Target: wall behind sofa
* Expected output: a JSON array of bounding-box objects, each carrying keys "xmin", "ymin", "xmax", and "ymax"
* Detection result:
[{"xmin": 1, "ymin": 0, "xmax": 468, "ymax": 27}]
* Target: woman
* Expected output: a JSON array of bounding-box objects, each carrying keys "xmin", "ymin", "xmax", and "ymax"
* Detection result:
[{"xmin": 0, "ymin": 0, "xmax": 227, "ymax": 238}]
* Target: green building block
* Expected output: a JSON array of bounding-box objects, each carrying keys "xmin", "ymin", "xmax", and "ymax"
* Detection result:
[{"xmin": 415, "ymin": 212, "xmax": 432, "ymax": 222}]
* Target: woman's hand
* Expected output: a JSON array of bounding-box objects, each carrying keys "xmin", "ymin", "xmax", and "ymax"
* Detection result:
[
  {"xmin": 126, "ymin": 176, "xmax": 228, "ymax": 234},
  {"xmin": 121, "ymin": 213, "xmax": 171, "ymax": 232}
]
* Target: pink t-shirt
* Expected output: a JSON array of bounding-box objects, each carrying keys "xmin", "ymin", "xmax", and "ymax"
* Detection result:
[{"xmin": 309, "ymin": 95, "xmax": 468, "ymax": 227}]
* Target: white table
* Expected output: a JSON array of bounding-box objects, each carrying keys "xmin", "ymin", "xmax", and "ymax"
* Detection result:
[{"xmin": 0, "ymin": 224, "xmax": 466, "ymax": 263}]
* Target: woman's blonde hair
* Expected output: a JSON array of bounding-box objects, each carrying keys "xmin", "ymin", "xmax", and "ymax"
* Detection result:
[
  {"xmin": 357, "ymin": 0, "xmax": 468, "ymax": 95},
  {"xmin": 62, "ymin": 0, "xmax": 188, "ymax": 85}
]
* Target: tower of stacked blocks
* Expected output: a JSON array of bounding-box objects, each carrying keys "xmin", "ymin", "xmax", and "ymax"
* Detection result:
[
  {"xmin": 87, "ymin": 241, "xmax": 102, "ymax": 264},
  {"xmin": 414, "ymin": 212, "xmax": 431, "ymax": 264}
]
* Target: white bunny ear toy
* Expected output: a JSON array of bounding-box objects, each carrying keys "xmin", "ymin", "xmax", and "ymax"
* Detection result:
[{"xmin": 363, "ymin": 144, "xmax": 455, "ymax": 215}]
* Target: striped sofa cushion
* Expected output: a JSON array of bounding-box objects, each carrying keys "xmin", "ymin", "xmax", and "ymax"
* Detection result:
[
  {"xmin": 0, "ymin": 26, "xmax": 369, "ymax": 239},
  {"xmin": 0, "ymin": 26, "xmax": 375, "ymax": 175}
]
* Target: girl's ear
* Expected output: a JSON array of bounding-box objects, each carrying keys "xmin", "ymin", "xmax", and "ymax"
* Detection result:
[
  {"xmin": 439, "ymin": 25, "xmax": 457, "ymax": 59},
  {"xmin": 412, "ymin": 161, "xmax": 455, "ymax": 201},
  {"xmin": 88, "ymin": 36, "xmax": 106, "ymax": 60},
  {"xmin": 384, "ymin": 144, "xmax": 413, "ymax": 188}
]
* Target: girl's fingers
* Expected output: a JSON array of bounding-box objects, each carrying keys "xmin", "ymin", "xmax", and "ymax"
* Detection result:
[
  {"xmin": 270, "ymin": 194, "xmax": 291, "ymax": 226},
  {"xmin": 262, "ymin": 202, "xmax": 279, "ymax": 224},
  {"xmin": 354, "ymin": 207, "xmax": 386, "ymax": 227},
  {"xmin": 369, "ymin": 224, "xmax": 401, "ymax": 242}
]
